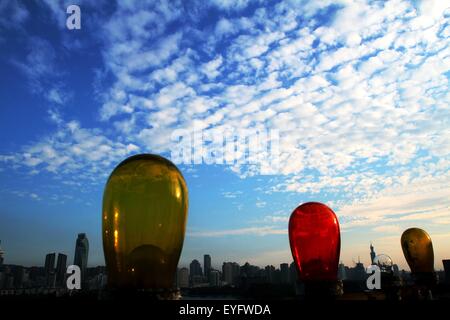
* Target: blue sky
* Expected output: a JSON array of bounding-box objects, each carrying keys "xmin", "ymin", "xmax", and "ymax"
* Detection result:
[{"xmin": 0, "ymin": 0, "xmax": 449, "ymax": 271}]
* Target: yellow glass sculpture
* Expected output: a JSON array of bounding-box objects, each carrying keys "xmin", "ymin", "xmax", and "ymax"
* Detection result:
[
  {"xmin": 401, "ymin": 228, "xmax": 434, "ymax": 273},
  {"xmin": 102, "ymin": 154, "xmax": 188, "ymax": 289}
]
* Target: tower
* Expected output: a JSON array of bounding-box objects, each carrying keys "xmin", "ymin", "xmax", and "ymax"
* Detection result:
[
  {"xmin": 204, "ymin": 254, "xmax": 211, "ymax": 278},
  {"xmin": 44, "ymin": 253, "xmax": 56, "ymax": 288},
  {"xmin": 56, "ymin": 253, "xmax": 67, "ymax": 287},
  {"xmin": 74, "ymin": 233, "xmax": 89, "ymax": 287},
  {"xmin": 370, "ymin": 242, "xmax": 376, "ymax": 265},
  {"xmin": 44, "ymin": 253, "xmax": 56, "ymax": 275},
  {"xmin": 189, "ymin": 259, "xmax": 203, "ymax": 286}
]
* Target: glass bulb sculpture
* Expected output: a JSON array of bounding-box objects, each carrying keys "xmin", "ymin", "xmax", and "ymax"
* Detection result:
[
  {"xmin": 374, "ymin": 254, "xmax": 393, "ymax": 273},
  {"xmin": 102, "ymin": 154, "xmax": 188, "ymax": 289},
  {"xmin": 289, "ymin": 202, "xmax": 341, "ymax": 282},
  {"xmin": 401, "ymin": 228, "xmax": 434, "ymax": 273}
]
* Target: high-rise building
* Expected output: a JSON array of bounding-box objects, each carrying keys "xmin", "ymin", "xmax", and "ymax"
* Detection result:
[
  {"xmin": 209, "ymin": 270, "xmax": 220, "ymax": 287},
  {"xmin": 241, "ymin": 262, "xmax": 259, "ymax": 278},
  {"xmin": 392, "ymin": 264, "xmax": 400, "ymax": 277},
  {"xmin": 204, "ymin": 254, "xmax": 211, "ymax": 278},
  {"xmin": 280, "ymin": 263, "xmax": 290, "ymax": 284},
  {"xmin": 232, "ymin": 263, "xmax": 240, "ymax": 283},
  {"xmin": 13, "ymin": 266, "xmax": 27, "ymax": 288},
  {"xmin": 338, "ymin": 262, "xmax": 347, "ymax": 280},
  {"xmin": 44, "ymin": 253, "xmax": 56, "ymax": 275},
  {"xmin": 289, "ymin": 262, "xmax": 297, "ymax": 285},
  {"xmin": 223, "ymin": 262, "xmax": 234, "ymax": 284},
  {"xmin": 4, "ymin": 273, "xmax": 14, "ymax": 289},
  {"xmin": 177, "ymin": 267, "xmax": 189, "ymax": 288},
  {"xmin": 189, "ymin": 259, "xmax": 202, "ymax": 280},
  {"xmin": 44, "ymin": 253, "xmax": 56, "ymax": 288},
  {"xmin": 56, "ymin": 253, "xmax": 67, "ymax": 287},
  {"xmin": 443, "ymin": 259, "xmax": 450, "ymax": 284},
  {"xmin": 222, "ymin": 262, "xmax": 240, "ymax": 285},
  {"xmin": 370, "ymin": 243, "xmax": 376, "ymax": 265},
  {"xmin": 348, "ymin": 260, "xmax": 366, "ymax": 281},
  {"xmin": 74, "ymin": 233, "xmax": 89, "ymax": 286},
  {"xmin": 265, "ymin": 265, "xmax": 275, "ymax": 283}
]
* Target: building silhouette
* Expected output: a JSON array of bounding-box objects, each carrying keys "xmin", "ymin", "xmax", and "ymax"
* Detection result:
[
  {"xmin": 338, "ymin": 262, "xmax": 347, "ymax": 280},
  {"xmin": 265, "ymin": 265, "xmax": 275, "ymax": 283},
  {"xmin": 177, "ymin": 267, "xmax": 189, "ymax": 288},
  {"xmin": 209, "ymin": 270, "xmax": 220, "ymax": 287},
  {"xmin": 204, "ymin": 254, "xmax": 211, "ymax": 278},
  {"xmin": 12, "ymin": 266, "xmax": 28, "ymax": 288},
  {"xmin": 44, "ymin": 253, "xmax": 56, "ymax": 287},
  {"xmin": 189, "ymin": 259, "xmax": 203, "ymax": 285},
  {"xmin": 56, "ymin": 253, "xmax": 67, "ymax": 287},
  {"xmin": 370, "ymin": 243, "xmax": 376, "ymax": 265},
  {"xmin": 223, "ymin": 262, "xmax": 240, "ymax": 285},
  {"xmin": 189, "ymin": 259, "xmax": 202, "ymax": 277},
  {"xmin": 74, "ymin": 233, "xmax": 89, "ymax": 287},
  {"xmin": 280, "ymin": 263, "xmax": 289, "ymax": 284},
  {"xmin": 289, "ymin": 262, "xmax": 297, "ymax": 285},
  {"xmin": 347, "ymin": 258, "xmax": 366, "ymax": 281},
  {"xmin": 443, "ymin": 259, "xmax": 450, "ymax": 284},
  {"xmin": 392, "ymin": 264, "xmax": 400, "ymax": 277},
  {"xmin": 44, "ymin": 253, "xmax": 55, "ymax": 275}
]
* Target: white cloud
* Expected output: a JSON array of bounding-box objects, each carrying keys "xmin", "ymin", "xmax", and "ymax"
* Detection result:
[
  {"xmin": 8, "ymin": 119, "xmax": 140, "ymax": 182},
  {"xmin": 337, "ymin": 168, "xmax": 450, "ymax": 229},
  {"xmin": 188, "ymin": 226, "xmax": 287, "ymax": 237},
  {"xmin": 4, "ymin": 1, "xmax": 450, "ymax": 218},
  {"xmin": 215, "ymin": 18, "xmax": 237, "ymax": 37},
  {"xmin": 200, "ymin": 55, "xmax": 223, "ymax": 79}
]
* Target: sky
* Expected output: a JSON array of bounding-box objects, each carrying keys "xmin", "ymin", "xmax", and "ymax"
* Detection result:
[{"xmin": 0, "ymin": 0, "xmax": 449, "ymax": 271}]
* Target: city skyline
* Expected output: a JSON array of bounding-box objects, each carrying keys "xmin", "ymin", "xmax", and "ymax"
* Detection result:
[
  {"xmin": 0, "ymin": 1, "xmax": 449, "ymax": 271},
  {"xmin": 2, "ymin": 237, "xmax": 450, "ymax": 295},
  {"xmin": 1, "ymin": 239, "xmax": 447, "ymax": 273},
  {"xmin": 5, "ymin": 245, "xmax": 450, "ymax": 294}
]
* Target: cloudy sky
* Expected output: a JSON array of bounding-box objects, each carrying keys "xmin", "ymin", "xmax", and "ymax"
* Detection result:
[{"xmin": 0, "ymin": 0, "xmax": 449, "ymax": 271}]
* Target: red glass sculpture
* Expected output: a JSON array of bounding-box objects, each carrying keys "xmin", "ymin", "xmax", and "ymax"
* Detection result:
[{"xmin": 289, "ymin": 202, "xmax": 341, "ymax": 282}]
